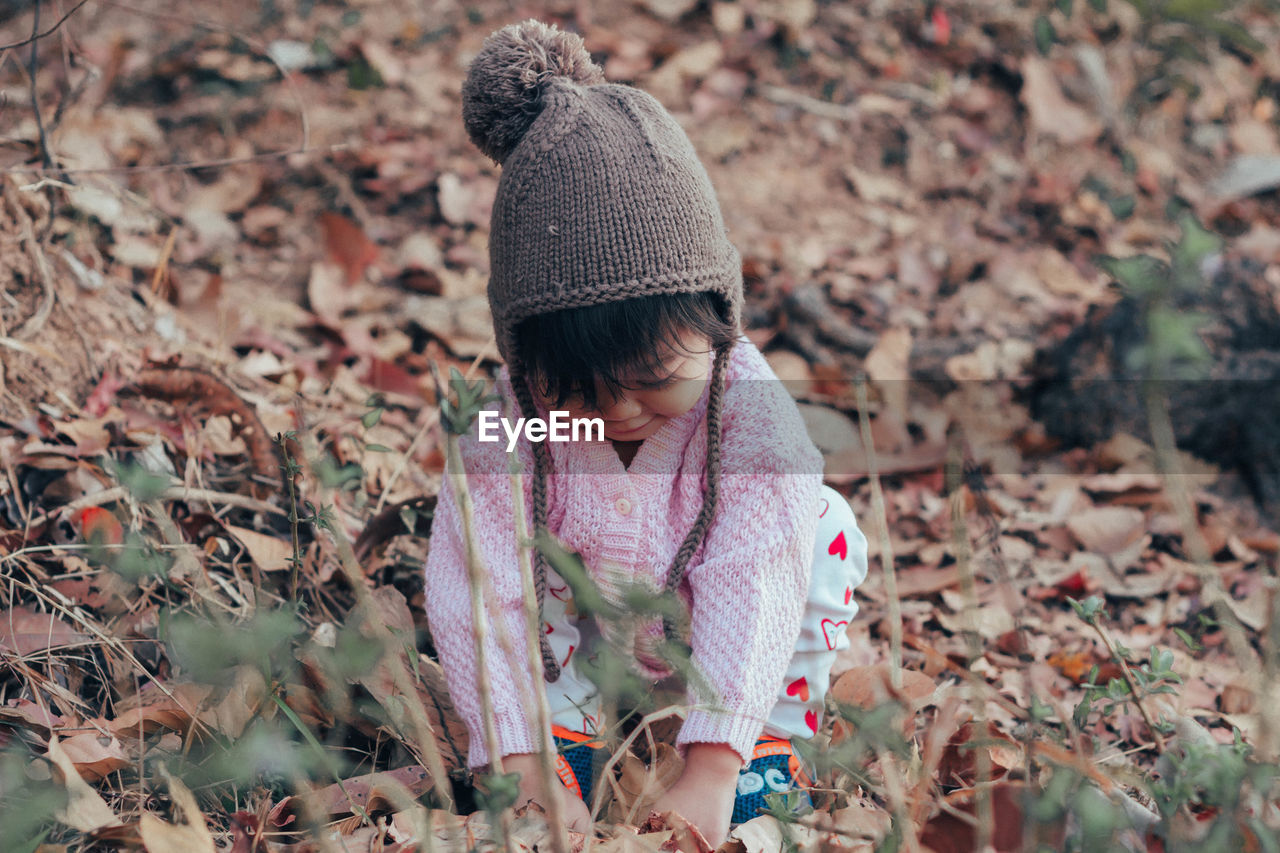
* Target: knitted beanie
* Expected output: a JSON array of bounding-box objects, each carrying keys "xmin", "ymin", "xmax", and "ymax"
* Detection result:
[{"xmin": 461, "ymin": 20, "xmax": 744, "ymax": 681}]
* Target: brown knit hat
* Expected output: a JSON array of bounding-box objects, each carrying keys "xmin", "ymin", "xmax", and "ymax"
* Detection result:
[{"xmin": 461, "ymin": 20, "xmax": 744, "ymax": 681}]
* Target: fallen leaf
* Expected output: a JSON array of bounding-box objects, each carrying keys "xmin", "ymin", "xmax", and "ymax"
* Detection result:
[
  {"xmin": 110, "ymin": 682, "xmax": 213, "ymax": 738},
  {"xmin": 0, "ymin": 607, "xmax": 91, "ymax": 656},
  {"xmin": 140, "ymin": 767, "xmax": 216, "ymax": 853},
  {"xmin": 47, "ymin": 735, "xmax": 122, "ymax": 832},
  {"xmin": 319, "ymin": 212, "xmax": 379, "ymax": 286},
  {"xmin": 1067, "ymin": 506, "xmax": 1146, "ymax": 555},
  {"xmin": 224, "ymin": 524, "xmax": 292, "ymax": 572},
  {"xmin": 1021, "ymin": 57, "xmax": 1103, "ymax": 145},
  {"xmin": 58, "ymin": 732, "xmax": 130, "ymax": 782}
]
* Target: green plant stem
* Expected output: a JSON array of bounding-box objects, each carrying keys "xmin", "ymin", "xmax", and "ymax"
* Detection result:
[
  {"xmin": 1084, "ymin": 617, "xmax": 1168, "ymax": 753},
  {"xmin": 508, "ymin": 455, "xmax": 573, "ymax": 853},
  {"xmin": 855, "ymin": 377, "xmax": 903, "ymax": 690},
  {"xmin": 1143, "ymin": 384, "xmax": 1260, "ymax": 750},
  {"xmin": 291, "ymin": 429, "xmax": 456, "ymax": 813},
  {"xmin": 277, "ymin": 433, "xmax": 304, "ymax": 602},
  {"xmin": 444, "ymin": 431, "xmax": 516, "ymax": 852},
  {"xmin": 945, "ymin": 437, "xmax": 994, "ymax": 853}
]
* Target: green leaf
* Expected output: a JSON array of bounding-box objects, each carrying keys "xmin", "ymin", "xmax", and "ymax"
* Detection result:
[
  {"xmin": 111, "ymin": 531, "xmax": 173, "ymax": 582},
  {"xmin": 1088, "ymin": 0, "xmax": 1107, "ymax": 10},
  {"xmin": 315, "ymin": 456, "xmax": 364, "ymax": 490},
  {"xmin": 474, "ymin": 771, "xmax": 521, "ymax": 814},
  {"xmin": 365, "ymin": 443, "xmax": 393, "ymax": 453},
  {"xmin": 361, "ymin": 407, "xmax": 383, "ymax": 429},
  {"xmin": 1171, "ymin": 213, "xmax": 1223, "ymax": 287},
  {"xmin": 1097, "ymin": 253, "xmax": 1169, "ymax": 299},
  {"xmin": 1056, "ymin": 0, "xmax": 1074, "ymax": 14},
  {"xmin": 399, "ymin": 505, "xmax": 418, "ymax": 534},
  {"xmin": 1034, "ymin": 15, "xmax": 1056, "ymax": 55},
  {"xmin": 110, "ymin": 458, "xmax": 171, "ymax": 502},
  {"xmin": 1173, "ymin": 627, "xmax": 1201, "ymax": 651},
  {"xmin": 1108, "ymin": 194, "xmax": 1136, "ymax": 219}
]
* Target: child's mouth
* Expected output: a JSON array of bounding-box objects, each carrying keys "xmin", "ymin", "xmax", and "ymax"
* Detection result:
[{"xmin": 607, "ymin": 417, "xmax": 654, "ymax": 438}]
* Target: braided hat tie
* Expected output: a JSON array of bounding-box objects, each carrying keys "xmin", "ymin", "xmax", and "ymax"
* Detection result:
[{"xmin": 461, "ymin": 20, "xmax": 745, "ymax": 682}]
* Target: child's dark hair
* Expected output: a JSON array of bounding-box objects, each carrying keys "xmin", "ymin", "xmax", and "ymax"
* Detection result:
[
  {"xmin": 509, "ymin": 290, "xmax": 739, "ymax": 682},
  {"xmin": 515, "ymin": 291, "xmax": 738, "ymax": 410}
]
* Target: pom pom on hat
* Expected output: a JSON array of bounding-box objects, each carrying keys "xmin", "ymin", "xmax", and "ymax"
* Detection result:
[{"xmin": 462, "ymin": 20, "xmax": 605, "ymax": 164}]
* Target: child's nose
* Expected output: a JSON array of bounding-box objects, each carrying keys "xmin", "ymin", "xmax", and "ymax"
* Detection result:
[{"xmin": 599, "ymin": 392, "xmax": 642, "ymax": 421}]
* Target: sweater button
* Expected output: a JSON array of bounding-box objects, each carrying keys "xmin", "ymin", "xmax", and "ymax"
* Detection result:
[{"xmin": 615, "ymin": 497, "xmax": 632, "ymax": 516}]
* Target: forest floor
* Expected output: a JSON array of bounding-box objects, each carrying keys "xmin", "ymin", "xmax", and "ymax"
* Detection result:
[{"xmin": 2, "ymin": 0, "xmax": 1280, "ymax": 851}]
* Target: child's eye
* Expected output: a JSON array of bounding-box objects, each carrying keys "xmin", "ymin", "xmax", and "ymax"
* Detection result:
[{"xmin": 635, "ymin": 375, "xmax": 677, "ymax": 390}]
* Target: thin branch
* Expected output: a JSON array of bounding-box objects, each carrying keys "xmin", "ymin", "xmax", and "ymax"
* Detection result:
[
  {"xmin": 0, "ymin": 0, "xmax": 93, "ymax": 51},
  {"xmin": 26, "ymin": 484, "xmax": 287, "ymax": 530},
  {"xmin": 4, "ymin": 177, "xmax": 56, "ymax": 340},
  {"xmin": 27, "ymin": 0, "xmax": 54, "ymax": 169},
  {"xmin": 854, "ymin": 377, "xmax": 903, "ymax": 689}
]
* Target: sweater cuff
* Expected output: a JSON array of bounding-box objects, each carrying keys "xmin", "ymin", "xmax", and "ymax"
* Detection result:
[
  {"xmin": 676, "ymin": 708, "xmax": 764, "ymax": 766},
  {"xmin": 465, "ymin": 711, "xmax": 547, "ymax": 770}
]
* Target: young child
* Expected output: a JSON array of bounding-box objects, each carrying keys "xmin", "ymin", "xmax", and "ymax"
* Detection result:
[{"xmin": 424, "ymin": 20, "xmax": 869, "ymax": 844}]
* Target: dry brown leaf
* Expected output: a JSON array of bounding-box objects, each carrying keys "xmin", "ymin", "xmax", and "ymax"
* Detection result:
[
  {"xmin": 58, "ymin": 732, "xmax": 130, "ymax": 782},
  {"xmin": 0, "ymin": 606, "xmax": 91, "ymax": 656},
  {"xmin": 896, "ymin": 565, "xmax": 961, "ymax": 598},
  {"xmin": 865, "ymin": 327, "xmax": 913, "ymax": 447},
  {"xmin": 607, "ymin": 742, "xmax": 684, "ymax": 825},
  {"xmin": 1066, "ymin": 506, "xmax": 1146, "ymax": 555},
  {"xmin": 1021, "ymin": 57, "xmax": 1103, "ymax": 145},
  {"xmin": 830, "ymin": 664, "xmax": 936, "ymax": 741},
  {"xmin": 139, "ymin": 767, "xmax": 216, "ymax": 853},
  {"xmin": 319, "ymin": 211, "xmax": 379, "ymax": 286},
  {"xmin": 110, "ymin": 682, "xmax": 213, "ymax": 737},
  {"xmin": 47, "ymin": 735, "xmax": 122, "ymax": 832},
  {"xmin": 224, "ymin": 524, "xmax": 292, "ymax": 572},
  {"xmin": 936, "ymin": 603, "xmax": 1016, "ymax": 641},
  {"xmin": 205, "ymin": 666, "xmax": 267, "ymax": 738}
]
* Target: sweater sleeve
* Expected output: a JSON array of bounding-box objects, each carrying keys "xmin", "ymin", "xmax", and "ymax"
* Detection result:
[
  {"xmin": 422, "ymin": 379, "xmax": 551, "ymax": 769},
  {"xmin": 676, "ymin": 347, "xmax": 824, "ymax": 764}
]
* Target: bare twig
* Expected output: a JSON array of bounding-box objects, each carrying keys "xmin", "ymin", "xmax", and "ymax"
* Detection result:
[
  {"xmin": 26, "ymin": 484, "xmax": 287, "ymax": 530},
  {"xmin": 508, "ymin": 442, "xmax": 572, "ymax": 853},
  {"xmin": 27, "ymin": 1, "xmax": 54, "ymax": 169},
  {"xmin": 854, "ymin": 377, "xmax": 903, "ymax": 689},
  {"xmin": 441, "ymin": 425, "xmax": 516, "ymax": 851},
  {"xmin": 1143, "ymin": 386, "xmax": 1261, "ymax": 753},
  {"xmin": 3, "ymin": 0, "xmax": 325, "ymax": 178},
  {"xmin": 4, "ymin": 178, "xmax": 56, "ymax": 340},
  {"xmin": 291, "ymin": 424, "xmax": 456, "ymax": 812},
  {"xmin": 0, "ymin": 0, "xmax": 93, "ymax": 51},
  {"xmin": 373, "ymin": 340, "xmax": 491, "ymax": 517},
  {"xmin": 945, "ymin": 435, "xmax": 993, "ymax": 853}
]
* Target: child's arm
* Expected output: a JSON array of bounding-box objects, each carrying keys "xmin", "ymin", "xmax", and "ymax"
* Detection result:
[
  {"xmin": 675, "ymin": 365, "xmax": 825, "ymax": 764},
  {"xmin": 423, "ymin": 422, "xmax": 550, "ymax": 769},
  {"xmin": 652, "ymin": 743, "xmax": 740, "ymax": 846}
]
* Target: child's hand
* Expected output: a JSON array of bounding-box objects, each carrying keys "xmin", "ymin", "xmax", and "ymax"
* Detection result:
[
  {"xmin": 651, "ymin": 743, "xmax": 742, "ymax": 847},
  {"xmin": 504, "ymin": 753, "xmax": 593, "ymax": 832}
]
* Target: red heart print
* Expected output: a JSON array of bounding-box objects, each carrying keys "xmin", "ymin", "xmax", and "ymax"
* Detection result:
[
  {"xmin": 562, "ymin": 644, "xmax": 575, "ymax": 668},
  {"xmin": 548, "ymin": 583, "xmax": 570, "ymax": 602},
  {"xmin": 544, "ymin": 622, "xmax": 554, "ymax": 635},
  {"xmin": 804, "ymin": 709, "xmax": 818, "ymax": 733},
  {"xmin": 844, "ymin": 586, "xmax": 853, "ymax": 606},
  {"xmin": 828, "ymin": 530, "xmax": 847, "ymax": 560},
  {"xmin": 821, "ymin": 618, "xmax": 849, "ymax": 650},
  {"xmin": 786, "ymin": 676, "xmax": 810, "ymax": 702},
  {"xmin": 818, "ymin": 498, "xmax": 829, "ymax": 518}
]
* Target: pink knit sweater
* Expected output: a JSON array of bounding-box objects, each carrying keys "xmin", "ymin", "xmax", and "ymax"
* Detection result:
[{"xmin": 423, "ymin": 339, "xmax": 823, "ymax": 767}]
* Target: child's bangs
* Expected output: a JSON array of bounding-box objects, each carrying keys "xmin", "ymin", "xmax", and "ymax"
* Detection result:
[{"xmin": 515, "ymin": 292, "xmax": 735, "ymax": 409}]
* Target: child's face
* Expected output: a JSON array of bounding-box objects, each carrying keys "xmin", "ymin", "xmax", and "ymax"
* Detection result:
[{"xmin": 552, "ymin": 329, "xmax": 713, "ymax": 444}]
